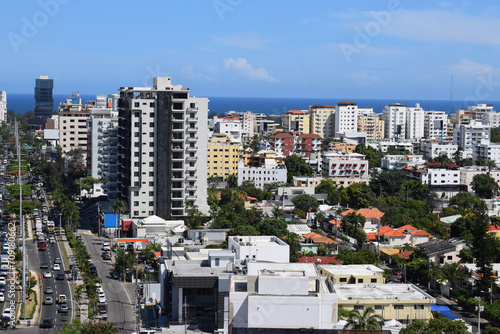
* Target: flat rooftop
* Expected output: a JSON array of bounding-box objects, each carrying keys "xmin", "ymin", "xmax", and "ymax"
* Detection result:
[
  {"xmin": 334, "ymin": 284, "xmax": 434, "ymax": 301},
  {"xmin": 320, "ymin": 264, "xmax": 383, "ymax": 276},
  {"xmin": 247, "ymin": 262, "xmax": 318, "ymax": 277},
  {"xmin": 230, "ymin": 235, "xmax": 287, "ymax": 247}
]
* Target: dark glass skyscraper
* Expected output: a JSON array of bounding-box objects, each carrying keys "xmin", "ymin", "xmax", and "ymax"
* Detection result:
[{"xmin": 34, "ymin": 75, "xmax": 53, "ymax": 119}]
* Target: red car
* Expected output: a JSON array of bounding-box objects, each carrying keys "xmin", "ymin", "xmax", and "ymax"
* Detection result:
[{"xmin": 38, "ymin": 245, "xmax": 46, "ymax": 251}]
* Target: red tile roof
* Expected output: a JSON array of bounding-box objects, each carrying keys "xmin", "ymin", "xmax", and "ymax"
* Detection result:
[
  {"xmin": 378, "ymin": 226, "xmax": 394, "ymax": 233},
  {"xmin": 298, "ymin": 133, "xmax": 322, "ymax": 139},
  {"xmin": 384, "ymin": 230, "xmax": 406, "ymax": 238},
  {"xmin": 337, "ymin": 101, "xmax": 357, "ymax": 106},
  {"xmin": 297, "ymin": 256, "xmax": 340, "ymax": 264},
  {"xmin": 366, "ymin": 232, "xmax": 377, "ymax": 241},
  {"xmin": 488, "ymin": 225, "xmax": 500, "ymax": 231},
  {"xmin": 398, "ymin": 225, "xmax": 417, "ymax": 231},
  {"xmin": 303, "ymin": 232, "xmax": 338, "ymax": 244},
  {"xmin": 287, "ymin": 110, "xmax": 304, "ymax": 114},
  {"xmin": 409, "ymin": 230, "xmax": 431, "ymax": 236},
  {"xmin": 395, "ymin": 251, "xmax": 413, "ymax": 260},
  {"xmin": 329, "ymin": 219, "xmax": 342, "ymax": 228},
  {"xmin": 341, "ymin": 208, "xmax": 384, "ymax": 219},
  {"xmin": 272, "ymin": 133, "xmax": 294, "ymax": 138}
]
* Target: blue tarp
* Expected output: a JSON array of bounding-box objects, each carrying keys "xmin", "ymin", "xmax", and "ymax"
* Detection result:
[
  {"xmin": 431, "ymin": 304, "xmax": 450, "ymax": 312},
  {"xmin": 440, "ymin": 311, "xmax": 460, "ymax": 320},
  {"xmin": 104, "ymin": 213, "xmax": 118, "ymax": 228}
]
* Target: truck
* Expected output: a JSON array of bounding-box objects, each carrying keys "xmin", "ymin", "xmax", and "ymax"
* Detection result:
[{"xmin": 47, "ymin": 221, "xmax": 55, "ymax": 235}]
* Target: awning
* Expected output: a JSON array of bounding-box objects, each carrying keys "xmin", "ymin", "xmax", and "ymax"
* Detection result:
[
  {"xmin": 431, "ymin": 304, "xmax": 459, "ymax": 320},
  {"xmin": 440, "ymin": 311, "xmax": 459, "ymax": 320}
]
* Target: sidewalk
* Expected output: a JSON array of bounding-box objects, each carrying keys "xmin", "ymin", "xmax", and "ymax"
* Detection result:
[{"xmin": 59, "ymin": 229, "xmax": 89, "ymax": 322}]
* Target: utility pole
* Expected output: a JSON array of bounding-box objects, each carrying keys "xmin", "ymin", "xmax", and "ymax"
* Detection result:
[
  {"xmin": 475, "ymin": 296, "xmax": 482, "ymax": 334},
  {"xmin": 184, "ymin": 296, "xmax": 187, "ymax": 334}
]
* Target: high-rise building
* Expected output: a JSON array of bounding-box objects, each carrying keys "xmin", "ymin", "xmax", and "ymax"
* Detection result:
[
  {"xmin": 406, "ymin": 103, "xmax": 425, "ymax": 140},
  {"xmin": 34, "ymin": 75, "xmax": 54, "ymax": 119},
  {"xmin": 207, "ymin": 133, "xmax": 239, "ymax": 181},
  {"xmin": 58, "ymin": 93, "xmax": 90, "ymax": 153},
  {"xmin": 282, "ymin": 110, "xmax": 310, "ymax": 133},
  {"xmin": 453, "ymin": 121, "xmax": 491, "ymax": 159},
  {"xmin": 117, "ymin": 77, "xmax": 209, "ymax": 219},
  {"xmin": 334, "ymin": 101, "xmax": 358, "ymax": 134},
  {"xmin": 469, "ymin": 104, "xmax": 494, "ymax": 122},
  {"xmin": 357, "ymin": 115, "xmax": 384, "ymax": 142},
  {"xmin": 382, "ymin": 103, "xmax": 406, "ymax": 139},
  {"xmin": 309, "ymin": 104, "xmax": 335, "ymax": 138},
  {"xmin": 0, "ymin": 91, "xmax": 6, "ymax": 122},
  {"xmin": 424, "ymin": 111, "xmax": 448, "ymax": 141}
]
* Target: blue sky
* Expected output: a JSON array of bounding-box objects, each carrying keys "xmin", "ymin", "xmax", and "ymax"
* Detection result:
[{"xmin": 1, "ymin": 0, "xmax": 500, "ymax": 101}]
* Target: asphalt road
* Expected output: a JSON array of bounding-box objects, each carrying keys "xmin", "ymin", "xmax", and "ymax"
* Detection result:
[{"xmin": 79, "ymin": 230, "xmax": 137, "ymax": 333}]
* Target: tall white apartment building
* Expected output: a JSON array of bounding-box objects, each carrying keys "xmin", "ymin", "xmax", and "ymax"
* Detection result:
[
  {"xmin": 335, "ymin": 101, "xmax": 358, "ymax": 134},
  {"xmin": 87, "ymin": 108, "xmax": 119, "ymax": 199},
  {"xmin": 213, "ymin": 116, "xmax": 243, "ymax": 143},
  {"xmin": 424, "ymin": 111, "xmax": 448, "ymax": 140},
  {"xmin": 95, "ymin": 94, "xmax": 119, "ymax": 110},
  {"xmin": 321, "ymin": 151, "xmax": 369, "ymax": 179},
  {"xmin": 382, "ymin": 103, "xmax": 406, "ymax": 140},
  {"xmin": 0, "ymin": 91, "xmax": 6, "ymax": 122},
  {"xmin": 453, "ymin": 121, "xmax": 491, "ymax": 159},
  {"xmin": 421, "ymin": 142, "xmax": 458, "ymax": 160},
  {"xmin": 469, "ymin": 104, "xmax": 494, "ymax": 122},
  {"xmin": 309, "ymin": 104, "xmax": 335, "ymax": 138},
  {"xmin": 483, "ymin": 112, "xmax": 500, "ymax": 128},
  {"xmin": 117, "ymin": 77, "xmax": 209, "ymax": 218},
  {"xmin": 406, "ymin": 103, "xmax": 425, "ymax": 140}
]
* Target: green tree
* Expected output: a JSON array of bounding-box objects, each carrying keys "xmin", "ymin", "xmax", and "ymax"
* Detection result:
[
  {"xmin": 186, "ymin": 203, "xmax": 204, "ymax": 229},
  {"xmin": 370, "ymin": 170, "xmax": 407, "ymax": 197},
  {"xmin": 400, "ymin": 317, "xmax": 468, "ymax": 334},
  {"xmin": 355, "ymin": 143, "xmax": 382, "ymax": 168},
  {"xmin": 340, "ymin": 182, "xmax": 375, "ymax": 209},
  {"xmin": 315, "ymin": 178, "xmax": 341, "ymax": 205},
  {"xmin": 345, "ymin": 307, "xmax": 382, "ymax": 330},
  {"xmin": 433, "ymin": 154, "xmax": 452, "ymax": 165},
  {"xmin": 291, "ymin": 194, "xmax": 319, "ymax": 212},
  {"xmin": 226, "ymin": 174, "xmax": 238, "ymax": 188},
  {"xmin": 283, "ymin": 155, "xmax": 314, "ymax": 184},
  {"xmin": 283, "ymin": 233, "xmax": 301, "ymax": 262},
  {"xmin": 58, "ymin": 318, "xmax": 120, "ymax": 334},
  {"xmin": 471, "ymin": 173, "xmax": 499, "ymax": 199}
]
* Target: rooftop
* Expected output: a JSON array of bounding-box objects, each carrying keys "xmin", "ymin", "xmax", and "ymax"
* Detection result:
[
  {"xmin": 319, "ymin": 264, "xmax": 383, "ymax": 276},
  {"xmin": 334, "ymin": 284, "xmax": 434, "ymax": 301},
  {"xmin": 247, "ymin": 262, "xmax": 318, "ymax": 277}
]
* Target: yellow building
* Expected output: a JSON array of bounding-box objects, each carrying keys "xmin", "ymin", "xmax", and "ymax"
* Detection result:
[
  {"xmin": 358, "ymin": 115, "xmax": 385, "ymax": 142},
  {"xmin": 334, "ymin": 284, "xmax": 435, "ymax": 323},
  {"xmin": 207, "ymin": 134, "xmax": 239, "ymax": 181},
  {"xmin": 282, "ymin": 110, "xmax": 310, "ymax": 134},
  {"xmin": 318, "ymin": 264, "xmax": 385, "ymax": 285},
  {"xmin": 327, "ymin": 142, "xmax": 357, "ymax": 153},
  {"xmin": 309, "ymin": 104, "xmax": 335, "ymax": 138}
]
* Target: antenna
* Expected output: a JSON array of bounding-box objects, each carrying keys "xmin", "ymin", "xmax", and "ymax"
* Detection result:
[{"xmin": 450, "ymin": 74, "xmax": 453, "ymax": 114}]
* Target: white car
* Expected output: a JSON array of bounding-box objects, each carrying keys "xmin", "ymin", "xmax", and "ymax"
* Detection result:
[
  {"xmin": 0, "ymin": 277, "xmax": 5, "ymax": 285},
  {"xmin": 2, "ymin": 307, "xmax": 14, "ymax": 319},
  {"xmin": 53, "ymin": 264, "xmax": 60, "ymax": 271},
  {"xmin": 97, "ymin": 287, "xmax": 104, "ymax": 294},
  {"xmin": 0, "ymin": 292, "xmax": 4, "ymax": 302},
  {"xmin": 43, "ymin": 271, "xmax": 52, "ymax": 278}
]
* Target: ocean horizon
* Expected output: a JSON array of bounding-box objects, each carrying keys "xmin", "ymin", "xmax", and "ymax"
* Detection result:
[{"xmin": 5, "ymin": 93, "xmax": 500, "ymax": 116}]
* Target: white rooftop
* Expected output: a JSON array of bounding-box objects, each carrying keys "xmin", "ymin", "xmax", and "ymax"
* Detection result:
[
  {"xmin": 320, "ymin": 264, "xmax": 384, "ymax": 276},
  {"xmin": 247, "ymin": 262, "xmax": 318, "ymax": 277},
  {"xmin": 286, "ymin": 224, "xmax": 311, "ymax": 235},
  {"xmin": 229, "ymin": 235, "xmax": 287, "ymax": 247},
  {"xmin": 334, "ymin": 284, "xmax": 433, "ymax": 301}
]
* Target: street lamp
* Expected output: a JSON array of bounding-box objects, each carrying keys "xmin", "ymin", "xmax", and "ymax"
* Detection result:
[
  {"xmin": 475, "ymin": 296, "xmax": 483, "ymax": 334},
  {"xmin": 57, "ymin": 212, "xmax": 62, "ymax": 238}
]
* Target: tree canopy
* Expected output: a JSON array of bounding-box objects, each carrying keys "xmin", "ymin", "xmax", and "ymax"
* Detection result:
[
  {"xmin": 471, "ymin": 173, "xmax": 499, "ymax": 199},
  {"xmin": 283, "ymin": 155, "xmax": 314, "ymax": 184}
]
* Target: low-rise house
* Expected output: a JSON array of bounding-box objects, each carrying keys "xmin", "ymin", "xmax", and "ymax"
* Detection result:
[
  {"xmin": 334, "ymin": 284, "xmax": 435, "ymax": 323},
  {"xmin": 318, "ymin": 264, "xmax": 385, "ymax": 285},
  {"xmin": 228, "ymin": 236, "xmax": 290, "ymax": 263},
  {"xmin": 489, "ymin": 225, "xmax": 500, "ymax": 238},
  {"xmin": 417, "ymin": 238, "xmax": 467, "ymax": 265},
  {"xmin": 367, "ymin": 225, "xmax": 433, "ymax": 250},
  {"xmin": 341, "ymin": 207, "xmax": 385, "ymax": 232}
]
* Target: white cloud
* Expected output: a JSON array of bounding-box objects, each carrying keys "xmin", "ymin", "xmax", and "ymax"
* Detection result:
[
  {"xmin": 223, "ymin": 57, "xmax": 278, "ymax": 83},
  {"xmin": 381, "ymin": 9, "xmax": 500, "ymax": 46},
  {"xmin": 451, "ymin": 58, "xmax": 494, "ymax": 75},
  {"xmin": 179, "ymin": 66, "xmax": 216, "ymax": 82},
  {"xmin": 346, "ymin": 71, "xmax": 381, "ymax": 86},
  {"xmin": 212, "ymin": 34, "xmax": 272, "ymax": 50}
]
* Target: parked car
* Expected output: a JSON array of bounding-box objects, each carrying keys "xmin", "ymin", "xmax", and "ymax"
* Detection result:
[{"xmin": 2, "ymin": 308, "xmax": 14, "ymax": 319}]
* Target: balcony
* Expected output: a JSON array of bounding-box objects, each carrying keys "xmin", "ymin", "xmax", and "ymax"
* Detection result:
[
  {"xmin": 187, "ymin": 136, "xmax": 197, "ymax": 142},
  {"xmin": 172, "ymin": 145, "xmax": 184, "ymax": 151},
  {"xmin": 186, "ymin": 175, "xmax": 197, "ymax": 181},
  {"xmin": 186, "ymin": 146, "xmax": 197, "ymax": 151},
  {"xmin": 186, "ymin": 156, "xmax": 197, "ymax": 161}
]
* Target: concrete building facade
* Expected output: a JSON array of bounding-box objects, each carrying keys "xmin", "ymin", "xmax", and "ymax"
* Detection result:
[
  {"xmin": 282, "ymin": 110, "xmax": 310, "ymax": 134},
  {"xmin": 309, "ymin": 104, "xmax": 335, "ymax": 138},
  {"xmin": 335, "ymin": 101, "xmax": 358, "ymax": 134},
  {"xmin": 117, "ymin": 77, "xmax": 209, "ymax": 218},
  {"xmin": 34, "ymin": 75, "xmax": 54, "ymax": 120},
  {"xmin": 0, "ymin": 91, "xmax": 6, "ymax": 122},
  {"xmin": 207, "ymin": 133, "xmax": 239, "ymax": 181},
  {"xmin": 382, "ymin": 103, "xmax": 406, "ymax": 140},
  {"xmin": 357, "ymin": 115, "xmax": 385, "ymax": 142}
]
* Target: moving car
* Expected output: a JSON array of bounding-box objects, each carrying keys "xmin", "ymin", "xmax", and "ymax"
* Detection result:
[
  {"xmin": 40, "ymin": 262, "xmax": 49, "ymax": 269},
  {"xmin": 44, "ymin": 297, "xmax": 53, "ymax": 305},
  {"xmin": 0, "ymin": 292, "xmax": 4, "ymax": 302},
  {"xmin": 38, "ymin": 245, "xmax": 46, "ymax": 251},
  {"xmin": 56, "ymin": 273, "xmax": 65, "ymax": 280},
  {"xmin": 39, "ymin": 317, "xmax": 53, "ymax": 328},
  {"xmin": 54, "ymin": 258, "xmax": 62, "ymax": 264},
  {"xmin": 59, "ymin": 304, "xmax": 69, "ymax": 313},
  {"xmin": 53, "ymin": 264, "xmax": 60, "ymax": 271},
  {"xmin": 2, "ymin": 308, "xmax": 14, "ymax": 319},
  {"xmin": 43, "ymin": 271, "xmax": 52, "ymax": 278},
  {"xmin": 44, "ymin": 286, "xmax": 53, "ymax": 294}
]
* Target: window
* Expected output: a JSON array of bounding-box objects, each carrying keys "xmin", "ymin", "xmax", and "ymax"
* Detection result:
[
  {"xmin": 134, "ymin": 201, "xmax": 139, "ymax": 206},
  {"xmin": 374, "ymin": 305, "xmax": 384, "ymax": 310},
  {"xmin": 134, "ymin": 102, "xmax": 139, "ymax": 108},
  {"xmin": 371, "ymin": 278, "xmax": 377, "ymax": 283},
  {"xmin": 357, "ymin": 279, "xmax": 363, "ymax": 284},
  {"xmin": 414, "ymin": 305, "xmax": 424, "ymax": 310},
  {"xmin": 447, "ymin": 256, "xmax": 453, "ymax": 260},
  {"xmin": 394, "ymin": 305, "xmax": 404, "ymax": 310},
  {"xmin": 339, "ymin": 278, "xmax": 347, "ymax": 283},
  {"xmin": 353, "ymin": 305, "xmax": 364, "ymax": 311}
]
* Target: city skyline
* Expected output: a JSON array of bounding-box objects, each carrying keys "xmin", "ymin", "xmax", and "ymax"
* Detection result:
[{"xmin": 1, "ymin": 1, "xmax": 500, "ymax": 102}]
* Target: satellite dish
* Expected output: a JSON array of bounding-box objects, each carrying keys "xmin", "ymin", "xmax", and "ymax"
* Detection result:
[{"xmin": 316, "ymin": 259, "xmax": 321, "ymax": 263}]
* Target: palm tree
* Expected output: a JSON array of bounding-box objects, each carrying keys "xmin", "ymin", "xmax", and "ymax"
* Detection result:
[
  {"xmin": 272, "ymin": 206, "xmax": 283, "ymax": 219},
  {"xmin": 111, "ymin": 200, "xmax": 128, "ymax": 239},
  {"xmin": 345, "ymin": 307, "xmax": 383, "ymax": 330}
]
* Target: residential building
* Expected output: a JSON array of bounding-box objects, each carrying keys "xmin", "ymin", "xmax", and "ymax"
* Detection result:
[
  {"xmin": 117, "ymin": 77, "xmax": 209, "ymax": 218},
  {"xmin": 449, "ymin": 109, "xmax": 473, "ymax": 127},
  {"xmin": 424, "ymin": 111, "xmax": 448, "ymax": 140},
  {"xmin": 258, "ymin": 119, "xmax": 279, "ymax": 136},
  {"xmin": 34, "ymin": 75, "xmax": 54, "ymax": 120},
  {"xmin": 95, "ymin": 93, "xmax": 119, "ymax": 109},
  {"xmin": 309, "ymin": 104, "xmax": 335, "ymax": 138},
  {"xmin": 469, "ymin": 103, "xmax": 494, "ymax": 122},
  {"xmin": 321, "ymin": 151, "xmax": 369, "ymax": 179},
  {"xmin": 358, "ymin": 115, "xmax": 385, "ymax": 142},
  {"xmin": 207, "ymin": 133, "xmax": 239, "ymax": 181},
  {"xmin": 335, "ymin": 101, "xmax": 358, "ymax": 134},
  {"xmin": 453, "ymin": 121, "xmax": 491, "ymax": 159},
  {"xmin": 327, "ymin": 142, "xmax": 357, "ymax": 153},
  {"xmin": 244, "ymin": 150, "xmax": 283, "ymax": 167},
  {"xmin": 282, "ymin": 110, "xmax": 310, "ymax": 134},
  {"xmin": 318, "ymin": 264, "xmax": 385, "ymax": 284},
  {"xmin": 341, "ymin": 208, "xmax": 385, "ymax": 232},
  {"xmin": 382, "ymin": 103, "xmax": 406, "ymax": 140},
  {"xmin": 460, "ymin": 166, "xmax": 500, "ymax": 192},
  {"xmin": 416, "ymin": 238, "xmax": 467, "ymax": 265},
  {"xmin": 381, "ymin": 155, "xmax": 425, "ymax": 171},
  {"xmin": 58, "ymin": 97, "xmax": 91, "ymax": 153},
  {"xmin": 483, "ymin": 111, "xmax": 500, "ymax": 128},
  {"xmin": 87, "ymin": 107, "xmax": 119, "ymax": 199},
  {"xmin": 367, "ymin": 225, "xmax": 433, "ymax": 249},
  {"xmin": 213, "ymin": 116, "xmax": 243, "ymax": 143},
  {"xmin": 0, "ymin": 91, "xmax": 6, "ymax": 122},
  {"xmin": 295, "ymin": 133, "xmax": 322, "ymax": 159},
  {"xmin": 132, "ymin": 215, "xmax": 186, "ymax": 238},
  {"xmin": 237, "ymin": 160, "xmax": 287, "ymax": 190},
  {"xmin": 230, "ymin": 262, "xmax": 337, "ymax": 331},
  {"xmin": 270, "ymin": 132, "xmax": 294, "ymax": 156},
  {"xmin": 421, "ymin": 142, "xmax": 458, "ymax": 160},
  {"xmin": 228, "ymin": 236, "xmax": 290, "ymax": 263},
  {"xmin": 473, "ymin": 141, "xmax": 500, "ymax": 166},
  {"xmin": 226, "ymin": 110, "xmax": 255, "ymax": 140},
  {"xmin": 406, "ymin": 103, "xmax": 425, "ymax": 140},
  {"xmin": 293, "ymin": 175, "xmax": 323, "ymax": 188},
  {"xmin": 378, "ymin": 141, "xmax": 414, "ymax": 154},
  {"xmin": 334, "ymin": 284, "xmax": 435, "ymax": 323},
  {"xmin": 404, "ymin": 164, "xmax": 462, "ymax": 199}
]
